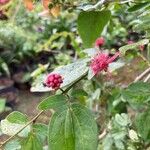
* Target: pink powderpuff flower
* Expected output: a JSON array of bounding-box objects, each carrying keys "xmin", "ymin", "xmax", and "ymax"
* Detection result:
[
  {"xmin": 0, "ymin": 0, "xmax": 9, "ymax": 5},
  {"xmin": 95, "ymin": 37, "xmax": 105, "ymax": 47},
  {"xmin": 90, "ymin": 52, "xmax": 120, "ymax": 76},
  {"xmin": 44, "ymin": 73, "xmax": 63, "ymax": 90}
]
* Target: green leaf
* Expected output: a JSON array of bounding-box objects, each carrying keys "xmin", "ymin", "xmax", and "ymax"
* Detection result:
[
  {"xmin": 71, "ymin": 89, "xmax": 88, "ymax": 98},
  {"xmin": 4, "ymin": 139, "xmax": 21, "ymax": 150},
  {"xmin": 135, "ymin": 109, "xmax": 150, "ymax": 141},
  {"xmin": 31, "ymin": 59, "xmax": 89, "ymax": 92},
  {"xmin": 1, "ymin": 119, "xmax": 31, "ymax": 137},
  {"xmin": 6, "ymin": 111, "xmax": 28, "ymax": 124},
  {"xmin": 48, "ymin": 103, "xmax": 98, "ymax": 150},
  {"xmin": 121, "ymin": 82, "xmax": 150, "ymax": 109},
  {"xmin": 33, "ymin": 123, "xmax": 48, "ymax": 143},
  {"xmin": 0, "ymin": 98, "xmax": 6, "ymax": 113},
  {"xmin": 78, "ymin": 10, "xmax": 111, "ymax": 48},
  {"xmin": 119, "ymin": 39, "xmax": 149, "ymax": 55},
  {"xmin": 21, "ymin": 133, "xmax": 43, "ymax": 150},
  {"xmin": 115, "ymin": 113, "xmax": 131, "ymax": 127},
  {"xmin": 38, "ymin": 94, "xmax": 67, "ymax": 110},
  {"xmin": 128, "ymin": 2, "xmax": 150, "ymax": 12}
]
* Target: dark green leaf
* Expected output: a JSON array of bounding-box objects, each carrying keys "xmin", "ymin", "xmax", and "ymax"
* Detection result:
[
  {"xmin": 48, "ymin": 103, "xmax": 98, "ymax": 150},
  {"xmin": 71, "ymin": 89, "xmax": 88, "ymax": 98},
  {"xmin": 78, "ymin": 10, "xmax": 111, "ymax": 48},
  {"xmin": 38, "ymin": 94, "xmax": 67, "ymax": 110},
  {"xmin": 128, "ymin": 2, "xmax": 150, "ymax": 12}
]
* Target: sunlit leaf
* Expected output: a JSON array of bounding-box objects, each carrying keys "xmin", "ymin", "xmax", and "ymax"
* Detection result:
[
  {"xmin": 48, "ymin": 103, "xmax": 98, "ymax": 150},
  {"xmin": 78, "ymin": 10, "xmax": 111, "ymax": 48},
  {"xmin": 38, "ymin": 94, "xmax": 67, "ymax": 110}
]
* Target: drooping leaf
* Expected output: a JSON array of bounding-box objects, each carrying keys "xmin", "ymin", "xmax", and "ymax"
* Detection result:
[
  {"xmin": 21, "ymin": 133, "xmax": 43, "ymax": 150},
  {"xmin": 48, "ymin": 103, "xmax": 98, "ymax": 150},
  {"xmin": 31, "ymin": 59, "xmax": 89, "ymax": 92},
  {"xmin": 38, "ymin": 94, "xmax": 67, "ymax": 111},
  {"xmin": 78, "ymin": 10, "xmax": 111, "ymax": 48}
]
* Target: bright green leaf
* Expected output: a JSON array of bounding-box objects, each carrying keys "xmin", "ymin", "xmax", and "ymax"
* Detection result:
[
  {"xmin": 6, "ymin": 111, "xmax": 28, "ymax": 124},
  {"xmin": 78, "ymin": 10, "xmax": 111, "ymax": 48}
]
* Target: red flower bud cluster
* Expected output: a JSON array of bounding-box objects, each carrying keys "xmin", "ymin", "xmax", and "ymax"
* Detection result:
[
  {"xmin": 95, "ymin": 37, "xmax": 105, "ymax": 47},
  {"xmin": 44, "ymin": 74, "xmax": 63, "ymax": 90}
]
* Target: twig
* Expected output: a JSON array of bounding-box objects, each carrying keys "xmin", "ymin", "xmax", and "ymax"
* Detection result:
[
  {"xmin": 0, "ymin": 110, "xmax": 44, "ymax": 148},
  {"xmin": 98, "ymin": 129, "xmax": 107, "ymax": 140},
  {"xmin": 138, "ymin": 52, "xmax": 150, "ymax": 67},
  {"xmin": 144, "ymin": 73, "xmax": 150, "ymax": 82},
  {"xmin": 134, "ymin": 67, "xmax": 150, "ymax": 83}
]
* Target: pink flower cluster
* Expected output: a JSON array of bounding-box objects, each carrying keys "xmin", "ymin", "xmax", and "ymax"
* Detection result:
[
  {"xmin": 44, "ymin": 74, "xmax": 63, "ymax": 90},
  {"xmin": 90, "ymin": 52, "xmax": 120, "ymax": 75},
  {"xmin": 0, "ymin": 0, "xmax": 9, "ymax": 5}
]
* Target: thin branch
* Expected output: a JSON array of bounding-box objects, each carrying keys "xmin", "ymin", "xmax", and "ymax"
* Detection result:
[
  {"xmin": 144, "ymin": 73, "xmax": 150, "ymax": 82},
  {"xmin": 138, "ymin": 52, "xmax": 150, "ymax": 67},
  {"xmin": 0, "ymin": 110, "xmax": 44, "ymax": 148},
  {"xmin": 134, "ymin": 67, "xmax": 150, "ymax": 83},
  {"xmin": 98, "ymin": 129, "xmax": 107, "ymax": 140}
]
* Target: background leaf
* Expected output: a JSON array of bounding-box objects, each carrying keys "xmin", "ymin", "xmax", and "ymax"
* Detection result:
[{"xmin": 78, "ymin": 10, "xmax": 111, "ymax": 48}]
